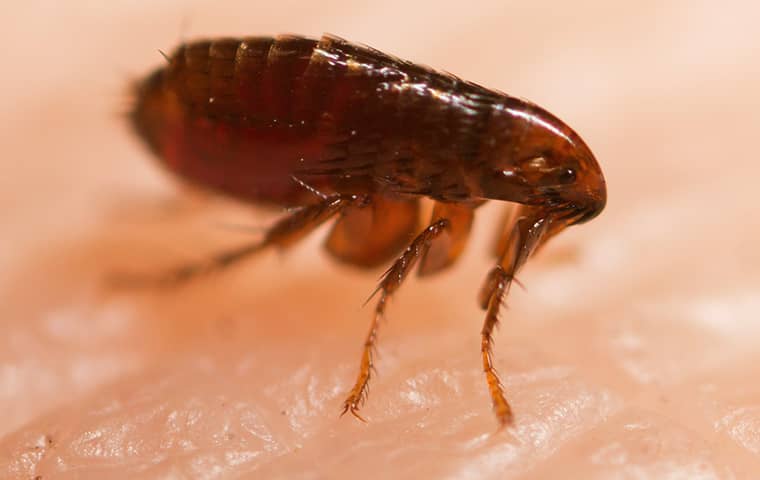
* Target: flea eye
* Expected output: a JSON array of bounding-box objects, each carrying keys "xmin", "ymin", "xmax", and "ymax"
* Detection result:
[{"xmin": 558, "ymin": 167, "xmax": 576, "ymax": 184}]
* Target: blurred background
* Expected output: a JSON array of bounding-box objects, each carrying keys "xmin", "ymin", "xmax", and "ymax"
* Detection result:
[{"xmin": 1, "ymin": 1, "xmax": 759, "ymax": 478}]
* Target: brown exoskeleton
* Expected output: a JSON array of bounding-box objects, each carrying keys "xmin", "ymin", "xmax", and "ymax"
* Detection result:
[{"xmin": 128, "ymin": 33, "xmax": 607, "ymax": 426}]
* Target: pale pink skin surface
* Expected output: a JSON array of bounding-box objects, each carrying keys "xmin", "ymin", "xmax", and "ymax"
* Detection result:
[{"xmin": 2, "ymin": 1, "xmax": 760, "ymax": 478}]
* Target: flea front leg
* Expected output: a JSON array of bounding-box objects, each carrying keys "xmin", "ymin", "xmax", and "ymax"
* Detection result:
[
  {"xmin": 479, "ymin": 265, "xmax": 514, "ymax": 425},
  {"xmin": 478, "ymin": 205, "xmax": 553, "ymax": 426}
]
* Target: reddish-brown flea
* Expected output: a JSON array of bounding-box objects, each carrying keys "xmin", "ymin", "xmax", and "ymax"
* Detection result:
[{"xmin": 129, "ymin": 33, "xmax": 607, "ymax": 427}]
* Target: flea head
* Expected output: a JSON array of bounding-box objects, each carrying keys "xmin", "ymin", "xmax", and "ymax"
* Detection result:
[{"xmin": 480, "ymin": 99, "xmax": 607, "ymax": 225}]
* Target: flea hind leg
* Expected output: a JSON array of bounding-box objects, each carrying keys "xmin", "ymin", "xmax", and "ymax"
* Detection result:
[
  {"xmin": 112, "ymin": 195, "xmax": 360, "ymax": 288},
  {"xmin": 341, "ymin": 218, "xmax": 452, "ymax": 421}
]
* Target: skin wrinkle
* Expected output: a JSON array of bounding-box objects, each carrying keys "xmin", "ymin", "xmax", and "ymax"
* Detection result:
[{"xmin": 2, "ymin": 1, "xmax": 760, "ymax": 479}]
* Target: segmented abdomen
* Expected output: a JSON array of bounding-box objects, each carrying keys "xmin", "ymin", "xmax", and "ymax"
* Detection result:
[
  {"xmin": 171, "ymin": 36, "xmax": 323, "ymax": 126},
  {"xmin": 136, "ymin": 35, "xmax": 503, "ymax": 205}
]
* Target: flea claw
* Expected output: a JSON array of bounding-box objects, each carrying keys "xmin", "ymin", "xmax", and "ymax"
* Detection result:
[
  {"xmin": 494, "ymin": 408, "xmax": 513, "ymax": 430},
  {"xmin": 340, "ymin": 400, "xmax": 368, "ymax": 423}
]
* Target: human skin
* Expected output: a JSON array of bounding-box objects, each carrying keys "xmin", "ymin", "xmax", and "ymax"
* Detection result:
[{"xmin": 2, "ymin": 1, "xmax": 760, "ymax": 479}]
